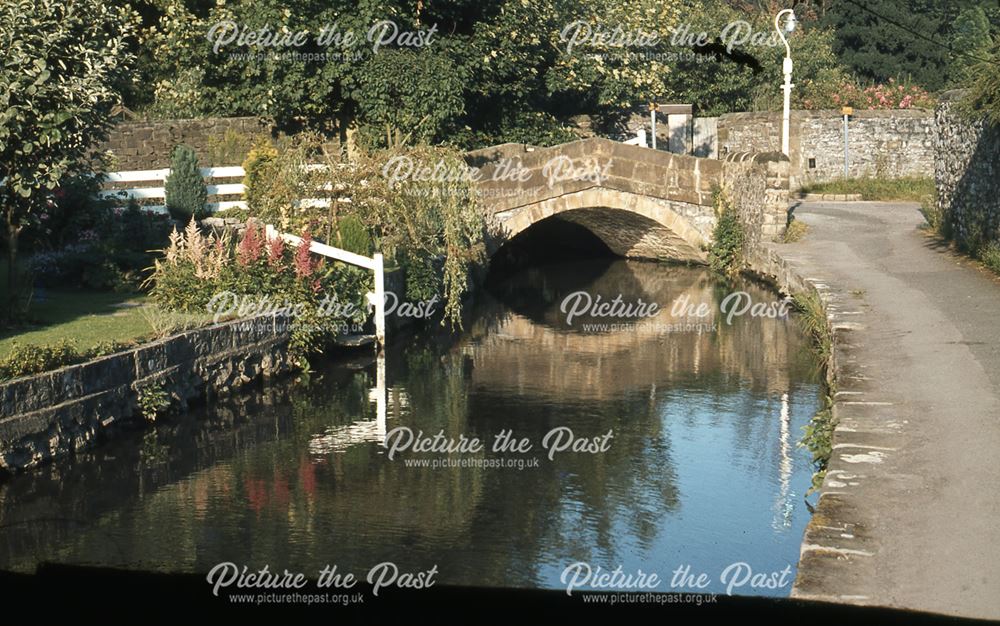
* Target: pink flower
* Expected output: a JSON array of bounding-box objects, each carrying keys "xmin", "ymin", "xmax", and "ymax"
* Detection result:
[
  {"xmin": 237, "ymin": 224, "xmax": 263, "ymax": 266},
  {"xmin": 266, "ymin": 235, "xmax": 285, "ymax": 268},
  {"xmin": 294, "ymin": 229, "xmax": 315, "ymax": 279}
]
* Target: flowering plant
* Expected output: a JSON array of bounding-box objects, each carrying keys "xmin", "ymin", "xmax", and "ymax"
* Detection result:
[
  {"xmin": 149, "ymin": 219, "xmax": 369, "ymax": 362},
  {"xmin": 800, "ymin": 78, "xmax": 935, "ymax": 110}
]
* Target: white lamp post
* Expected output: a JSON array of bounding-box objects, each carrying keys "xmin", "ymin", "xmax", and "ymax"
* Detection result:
[{"xmin": 774, "ymin": 9, "xmax": 797, "ymax": 156}]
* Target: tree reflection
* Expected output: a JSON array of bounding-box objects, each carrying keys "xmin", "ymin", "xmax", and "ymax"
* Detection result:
[{"xmin": 0, "ymin": 260, "xmax": 820, "ymax": 592}]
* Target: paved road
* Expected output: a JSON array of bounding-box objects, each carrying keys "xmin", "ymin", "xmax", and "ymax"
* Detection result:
[{"xmin": 785, "ymin": 201, "xmax": 1000, "ymax": 619}]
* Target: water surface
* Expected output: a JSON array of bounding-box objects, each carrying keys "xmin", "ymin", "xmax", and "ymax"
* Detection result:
[{"xmin": 0, "ymin": 259, "xmax": 822, "ymax": 595}]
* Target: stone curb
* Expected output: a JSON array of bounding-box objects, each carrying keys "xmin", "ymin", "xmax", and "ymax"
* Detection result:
[
  {"xmin": 798, "ymin": 193, "xmax": 865, "ymax": 202},
  {"xmin": 750, "ymin": 243, "xmax": 890, "ymax": 607}
]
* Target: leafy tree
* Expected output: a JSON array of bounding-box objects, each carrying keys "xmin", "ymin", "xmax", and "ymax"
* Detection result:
[
  {"xmin": 949, "ymin": 6, "xmax": 994, "ymax": 86},
  {"xmin": 661, "ymin": 0, "xmax": 848, "ymax": 114},
  {"xmin": 457, "ymin": 0, "xmax": 682, "ymax": 144},
  {"xmin": 963, "ymin": 41, "xmax": 1000, "ymax": 125},
  {"xmin": 820, "ymin": 0, "xmax": 1000, "ymax": 91},
  {"xmin": 132, "ymin": 0, "xmax": 685, "ymax": 148},
  {"xmin": 352, "ymin": 48, "xmax": 468, "ymax": 147},
  {"xmin": 0, "ymin": 0, "xmax": 137, "ymax": 322}
]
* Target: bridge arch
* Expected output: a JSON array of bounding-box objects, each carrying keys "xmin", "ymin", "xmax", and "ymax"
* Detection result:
[{"xmin": 492, "ymin": 187, "xmax": 710, "ymax": 263}]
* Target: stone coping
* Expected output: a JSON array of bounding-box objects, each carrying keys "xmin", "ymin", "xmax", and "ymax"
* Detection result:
[
  {"xmin": 749, "ymin": 243, "xmax": 881, "ymax": 605},
  {"xmin": 798, "ymin": 193, "xmax": 864, "ymax": 202}
]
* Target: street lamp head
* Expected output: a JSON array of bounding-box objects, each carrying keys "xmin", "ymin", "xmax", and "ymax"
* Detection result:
[{"xmin": 784, "ymin": 11, "xmax": 797, "ymax": 33}]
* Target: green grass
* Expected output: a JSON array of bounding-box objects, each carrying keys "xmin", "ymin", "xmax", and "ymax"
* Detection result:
[
  {"xmin": 799, "ymin": 176, "xmax": 934, "ymax": 202},
  {"xmin": 792, "ymin": 291, "xmax": 831, "ymax": 362},
  {"xmin": 780, "ymin": 219, "xmax": 809, "ymax": 243},
  {"xmin": 0, "ymin": 288, "xmax": 211, "ymax": 358}
]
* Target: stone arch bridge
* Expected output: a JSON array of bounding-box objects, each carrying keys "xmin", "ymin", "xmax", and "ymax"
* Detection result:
[{"xmin": 466, "ymin": 138, "xmax": 790, "ymax": 263}]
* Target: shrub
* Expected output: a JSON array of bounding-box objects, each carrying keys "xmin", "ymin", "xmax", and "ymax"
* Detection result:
[
  {"xmin": 240, "ymin": 137, "xmax": 485, "ymax": 327},
  {"xmin": 206, "ymin": 129, "xmax": 258, "ymax": 166},
  {"xmin": 979, "ymin": 241, "xmax": 1000, "ymax": 276},
  {"xmin": 799, "ymin": 78, "xmax": 936, "ymax": 111},
  {"xmin": 165, "ymin": 145, "xmax": 207, "ymax": 221},
  {"xmin": 800, "ymin": 395, "xmax": 836, "ymax": 495},
  {"xmin": 135, "ymin": 380, "xmax": 171, "ymax": 422},
  {"xmin": 146, "ymin": 219, "xmax": 230, "ymax": 311},
  {"xmin": 707, "ymin": 189, "xmax": 744, "ymax": 275},
  {"xmin": 149, "ymin": 220, "xmax": 369, "ymax": 366},
  {"xmin": 0, "ymin": 341, "xmax": 82, "ymax": 380},
  {"xmin": 28, "ymin": 200, "xmax": 172, "ymax": 292},
  {"xmin": 242, "ymin": 140, "xmax": 280, "ymax": 215},
  {"xmin": 337, "ymin": 215, "xmax": 374, "ymax": 256}
]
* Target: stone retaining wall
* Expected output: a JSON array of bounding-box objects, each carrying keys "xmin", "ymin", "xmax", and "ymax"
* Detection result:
[
  {"xmin": 747, "ymin": 243, "xmax": 875, "ymax": 604},
  {"xmin": 0, "ymin": 314, "xmax": 294, "ymax": 474},
  {"xmin": 935, "ymin": 92, "xmax": 1000, "ymax": 252},
  {"xmin": 96, "ymin": 117, "xmax": 273, "ymax": 170},
  {"xmin": 717, "ymin": 109, "xmax": 935, "ymax": 189},
  {"xmin": 723, "ymin": 151, "xmax": 790, "ymax": 256}
]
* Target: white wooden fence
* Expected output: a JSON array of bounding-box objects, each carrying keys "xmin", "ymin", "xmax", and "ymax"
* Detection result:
[
  {"xmin": 96, "ymin": 165, "xmax": 336, "ymax": 213},
  {"xmin": 263, "ymin": 224, "xmax": 385, "ymax": 350},
  {"xmin": 97, "ymin": 166, "xmax": 248, "ymax": 213}
]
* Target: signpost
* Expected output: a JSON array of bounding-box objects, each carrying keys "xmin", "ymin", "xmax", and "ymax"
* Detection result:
[{"xmin": 842, "ymin": 106, "xmax": 853, "ymax": 178}]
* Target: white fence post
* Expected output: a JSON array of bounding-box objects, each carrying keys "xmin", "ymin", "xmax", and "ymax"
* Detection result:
[{"xmin": 263, "ymin": 223, "xmax": 386, "ymax": 352}]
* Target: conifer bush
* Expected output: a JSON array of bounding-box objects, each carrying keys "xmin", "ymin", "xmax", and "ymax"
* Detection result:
[{"xmin": 165, "ymin": 145, "xmax": 207, "ymax": 221}]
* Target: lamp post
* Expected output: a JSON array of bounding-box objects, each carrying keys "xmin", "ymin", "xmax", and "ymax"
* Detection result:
[
  {"xmin": 774, "ymin": 9, "xmax": 797, "ymax": 156},
  {"xmin": 649, "ymin": 102, "xmax": 659, "ymax": 150}
]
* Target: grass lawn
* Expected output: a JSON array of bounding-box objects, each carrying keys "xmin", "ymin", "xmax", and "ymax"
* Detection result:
[
  {"xmin": 799, "ymin": 176, "xmax": 934, "ymax": 202},
  {"xmin": 0, "ymin": 288, "xmax": 212, "ymax": 358}
]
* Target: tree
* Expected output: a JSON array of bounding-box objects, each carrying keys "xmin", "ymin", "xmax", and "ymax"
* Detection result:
[
  {"xmin": 0, "ymin": 0, "xmax": 137, "ymax": 322},
  {"xmin": 949, "ymin": 6, "xmax": 994, "ymax": 86},
  {"xmin": 821, "ymin": 0, "xmax": 1000, "ymax": 91},
  {"xmin": 964, "ymin": 41, "xmax": 1000, "ymax": 126},
  {"xmin": 660, "ymin": 0, "xmax": 848, "ymax": 114},
  {"xmin": 132, "ymin": 0, "xmax": 684, "ymax": 149},
  {"xmin": 352, "ymin": 48, "xmax": 469, "ymax": 147},
  {"xmin": 164, "ymin": 144, "xmax": 208, "ymax": 221}
]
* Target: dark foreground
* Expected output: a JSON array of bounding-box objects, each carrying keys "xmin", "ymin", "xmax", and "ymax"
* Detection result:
[{"xmin": 1, "ymin": 564, "xmax": 993, "ymax": 625}]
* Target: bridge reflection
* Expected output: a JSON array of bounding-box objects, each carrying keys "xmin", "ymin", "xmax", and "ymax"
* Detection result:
[{"xmin": 0, "ymin": 260, "xmax": 820, "ymax": 590}]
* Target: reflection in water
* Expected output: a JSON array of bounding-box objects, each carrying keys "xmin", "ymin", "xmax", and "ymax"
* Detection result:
[{"xmin": 0, "ymin": 259, "xmax": 821, "ymax": 595}]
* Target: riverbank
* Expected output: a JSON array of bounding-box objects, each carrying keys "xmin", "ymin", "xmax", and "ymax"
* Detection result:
[
  {"xmin": 0, "ymin": 313, "xmax": 295, "ymax": 474},
  {"xmin": 754, "ymin": 200, "xmax": 1000, "ymax": 620}
]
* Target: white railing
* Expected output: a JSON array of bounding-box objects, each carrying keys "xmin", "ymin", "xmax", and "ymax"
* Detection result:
[
  {"xmin": 262, "ymin": 223, "xmax": 390, "ymax": 445},
  {"xmin": 96, "ymin": 165, "xmax": 335, "ymax": 213},
  {"xmin": 263, "ymin": 224, "xmax": 385, "ymax": 350},
  {"xmin": 622, "ymin": 129, "xmax": 648, "ymax": 148}
]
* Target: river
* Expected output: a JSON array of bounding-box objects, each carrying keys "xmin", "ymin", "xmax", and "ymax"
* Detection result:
[{"xmin": 0, "ymin": 258, "xmax": 822, "ymax": 596}]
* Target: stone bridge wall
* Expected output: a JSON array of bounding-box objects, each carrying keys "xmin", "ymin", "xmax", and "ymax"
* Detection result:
[{"xmin": 470, "ymin": 138, "xmax": 789, "ymax": 263}]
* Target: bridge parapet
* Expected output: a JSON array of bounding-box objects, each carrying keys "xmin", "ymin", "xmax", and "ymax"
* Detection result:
[{"xmin": 469, "ymin": 138, "xmax": 722, "ymax": 214}]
